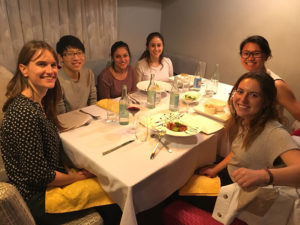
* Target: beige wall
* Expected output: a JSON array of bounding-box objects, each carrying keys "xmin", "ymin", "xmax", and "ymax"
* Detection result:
[
  {"xmin": 161, "ymin": 0, "xmax": 300, "ymax": 123},
  {"xmin": 118, "ymin": 0, "xmax": 162, "ymax": 63}
]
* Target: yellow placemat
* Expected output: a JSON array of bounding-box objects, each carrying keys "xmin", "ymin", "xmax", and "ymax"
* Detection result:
[
  {"xmin": 97, "ymin": 99, "xmax": 119, "ymax": 113},
  {"xmin": 179, "ymin": 175, "xmax": 221, "ymax": 196},
  {"xmin": 45, "ymin": 177, "xmax": 114, "ymax": 213}
]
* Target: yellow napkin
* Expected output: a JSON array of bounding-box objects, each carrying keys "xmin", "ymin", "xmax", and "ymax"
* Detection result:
[
  {"xmin": 97, "ymin": 99, "xmax": 119, "ymax": 113},
  {"xmin": 179, "ymin": 175, "xmax": 221, "ymax": 196},
  {"xmin": 45, "ymin": 177, "xmax": 114, "ymax": 213}
]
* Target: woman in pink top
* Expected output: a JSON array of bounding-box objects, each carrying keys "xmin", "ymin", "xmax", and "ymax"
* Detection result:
[
  {"xmin": 136, "ymin": 32, "xmax": 173, "ymax": 82},
  {"xmin": 97, "ymin": 41, "xmax": 137, "ymax": 99}
]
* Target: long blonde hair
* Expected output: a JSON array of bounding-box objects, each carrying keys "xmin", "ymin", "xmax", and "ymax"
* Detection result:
[
  {"xmin": 225, "ymin": 72, "xmax": 280, "ymax": 149},
  {"xmin": 3, "ymin": 40, "xmax": 63, "ymax": 130}
]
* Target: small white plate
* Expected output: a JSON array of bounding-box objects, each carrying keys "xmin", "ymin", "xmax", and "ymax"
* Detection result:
[
  {"xmin": 169, "ymin": 74, "xmax": 195, "ymax": 87},
  {"xmin": 193, "ymin": 99, "xmax": 230, "ymax": 123},
  {"xmin": 181, "ymin": 91, "xmax": 201, "ymax": 104},
  {"xmin": 137, "ymin": 80, "xmax": 172, "ymax": 92}
]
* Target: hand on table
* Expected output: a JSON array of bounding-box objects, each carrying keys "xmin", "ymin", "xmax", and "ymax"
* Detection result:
[
  {"xmin": 197, "ymin": 166, "xmax": 218, "ymax": 178},
  {"xmin": 231, "ymin": 168, "xmax": 269, "ymax": 188}
]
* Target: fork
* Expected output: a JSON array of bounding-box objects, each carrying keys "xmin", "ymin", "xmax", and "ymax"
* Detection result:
[{"xmin": 129, "ymin": 95, "xmax": 140, "ymax": 105}]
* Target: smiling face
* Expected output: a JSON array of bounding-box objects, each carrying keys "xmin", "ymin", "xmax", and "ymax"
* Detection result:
[
  {"xmin": 233, "ymin": 78, "xmax": 264, "ymax": 122},
  {"xmin": 113, "ymin": 47, "xmax": 130, "ymax": 71},
  {"xmin": 147, "ymin": 36, "xmax": 164, "ymax": 60},
  {"xmin": 20, "ymin": 49, "xmax": 58, "ymax": 95},
  {"xmin": 240, "ymin": 42, "xmax": 267, "ymax": 72},
  {"xmin": 61, "ymin": 47, "xmax": 85, "ymax": 73}
]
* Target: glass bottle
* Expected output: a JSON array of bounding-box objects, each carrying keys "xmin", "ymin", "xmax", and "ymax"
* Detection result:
[
  {"xmin": 119, "ymin": 85, "xmax": 129, "ymax": 125},
  {"xmin": 211, "ymin": 64, "xmax": 219, "ymax": 94},
  {"xmin": 147, "ymin": 74, "xmax": 156, "ymax": 109},
  {"xmin": 169, "ymin": 76, "xmax": 179, "ymax": 111},
  {"xmin": 192, "ymin": 61, "xmax": 206, "ymax": 92}
]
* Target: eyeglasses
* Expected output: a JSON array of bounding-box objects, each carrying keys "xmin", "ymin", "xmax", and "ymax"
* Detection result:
[
  {"xmin": 240, "ymin": 51, "xmax": 263, "ymax": 59},
  {"xmin": 63, "ymin": 51, "xmax": 84, "ymax": 58}
]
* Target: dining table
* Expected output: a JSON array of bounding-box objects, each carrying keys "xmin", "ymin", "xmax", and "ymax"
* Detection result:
[{"xmin": 59, "ymin": 78, "xmax": 233, "ymax": 225}]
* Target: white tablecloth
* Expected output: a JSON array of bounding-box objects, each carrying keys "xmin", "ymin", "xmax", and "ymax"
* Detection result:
[{"xmin": 59, "ymin": 80, "xmax": 233, "ymax": 225}]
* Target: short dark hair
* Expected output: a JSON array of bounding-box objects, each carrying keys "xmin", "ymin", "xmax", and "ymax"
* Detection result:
[
  {"xmin": 56, "ymin": 35, "xmax": 85, "ymax": 56},
  {"xmin": 240, "ymin": 35, "xmax": 272, "ymax": 58},
  {"xmin": 110, "ymin": 41, "xmax": 131, "ymax": 71}
]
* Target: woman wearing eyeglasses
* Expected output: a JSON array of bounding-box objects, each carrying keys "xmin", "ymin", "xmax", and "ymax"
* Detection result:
[
  {"xmin": 56, "ymin": 35, "xmax": 97, "ymax": 114},
  {"xmin": 240, "ymin": 35, "xmax": 300, "ymax": 121}
]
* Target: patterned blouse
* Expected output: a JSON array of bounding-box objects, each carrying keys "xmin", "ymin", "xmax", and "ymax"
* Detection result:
[{"xmin": 0, "ymin": 95, "xmax": 66, "ymax": 202}]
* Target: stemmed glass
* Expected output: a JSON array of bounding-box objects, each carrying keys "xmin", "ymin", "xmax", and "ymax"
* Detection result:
[{"xmin": 127, "ymin": 104, "xmax": 140, "ymax": 130}]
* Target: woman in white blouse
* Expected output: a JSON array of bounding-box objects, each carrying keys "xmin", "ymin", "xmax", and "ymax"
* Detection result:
[{"xmin": 136, "ymin": 32, "xmax": 173, "ymax": 82}]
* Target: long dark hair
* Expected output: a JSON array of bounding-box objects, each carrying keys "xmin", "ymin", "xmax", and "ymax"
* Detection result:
[
  {"xmin": 225, "ymin": 71, "xmax": 280, "ymax": 149},
  {"xmin": 3, "ymin": 40, "xmax": 63, "ymax": 130},
  {"xmin": 139, "ymin": 32, "xmax": 165, "ymax": 66}
]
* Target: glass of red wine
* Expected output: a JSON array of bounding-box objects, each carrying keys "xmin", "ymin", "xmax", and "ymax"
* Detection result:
[{"xmin": 127, "ymin": 105, "xmax": 140, "ymax": 129}]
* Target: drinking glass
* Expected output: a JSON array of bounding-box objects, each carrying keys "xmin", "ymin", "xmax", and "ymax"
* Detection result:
[
  {"xmin": 105, "ymin": 101, "xmax": 117, "ymax": 122},
  {"xmin": 182, "ymin": 76, "xmax": 190, "ymax": 93},
  {"xmin": 135, "ymin": 112, "xmax": 149, "ymax": 142},
  {"xmin": 127, "ymin": 104, "xmax": 140, "ymax": 132},
  {"xmin": 205, "ymin": 79, "xmax": 214, "ymax": 98}
]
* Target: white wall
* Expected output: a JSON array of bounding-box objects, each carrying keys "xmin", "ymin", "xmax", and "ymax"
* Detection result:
[
  {"xmin": 161, "ymin": 0, "xmax": 300, "ymax": 123},
  {"xmin": 118, "ymin": 0, "xmax": 162, "ymax": 63}
]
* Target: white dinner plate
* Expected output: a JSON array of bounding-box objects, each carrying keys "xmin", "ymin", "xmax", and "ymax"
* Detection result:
[
  {"xmin": 181, "ymin": 91, "xmax": 201, "ymax": 104},
  {"xmin": 137, "ymin": 80, "xmax": 172, "ymax": 93},
  {"xmin": 145, "ymin": 112, "xmax": 202, "ymax": 136}
]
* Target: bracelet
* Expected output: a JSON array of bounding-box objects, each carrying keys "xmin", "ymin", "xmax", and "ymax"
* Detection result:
[{"xmin": 264, "ymin": 168, "xmax": 274, "ymax": 185}]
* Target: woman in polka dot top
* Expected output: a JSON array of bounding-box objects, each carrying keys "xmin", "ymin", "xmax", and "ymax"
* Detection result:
[{"xmin": 0, "ymin": 40, "xmax": 121, "ymax": 225}]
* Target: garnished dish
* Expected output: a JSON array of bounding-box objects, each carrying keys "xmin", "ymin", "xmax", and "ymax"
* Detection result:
[
  {"xmin": 144, "ymin": 112, "xmax": 201, "ymax": 136},
  {"xmin": 166, "ymin": 122, "xmax": 187, "ymax": 132}
]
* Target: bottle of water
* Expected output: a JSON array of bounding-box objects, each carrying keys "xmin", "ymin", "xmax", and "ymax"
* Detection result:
[
  {"xmin": 192, "ymin": 61, "xmax": 206, "ymax": 92},
  {"xmin": 147, "ymin": 74, "xmax": 156, "ymax": 109},
  {"xmin": 169, "ymin": 76, "xmax": 179, "ymax": 111},
  {"xmin": 211, "ymin": 64, "xmax": 219, "ymax": 94},
  {"xmin": 119, "ymin": 85, "xmax": 129, "ymax": 125}
]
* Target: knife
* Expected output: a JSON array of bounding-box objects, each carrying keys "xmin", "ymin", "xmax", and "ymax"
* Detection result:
[
  {"xmin": 150, "ymin": 142, "xmax": 160, "ymax": 159},
  {"xmin": 102, "ymin": 140, "xmax": 135, "ymax": 156}
]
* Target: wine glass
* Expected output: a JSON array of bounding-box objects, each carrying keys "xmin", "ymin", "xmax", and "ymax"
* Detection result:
[{"xmin": 127, "ymin": 105, "xmax": 140, "ymax": 129}]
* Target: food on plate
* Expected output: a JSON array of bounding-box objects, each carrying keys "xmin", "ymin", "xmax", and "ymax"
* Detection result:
[
  {"xmin": 206, "ymin": 99, "xmax": 226, "ymax": 112},
  {"xmin": 166, "ymin": 122, "xmax": 188, "ymax": 132},
  {"xmin": 180, "ymin": 73, "xmax": 189, "ymax": 77},
  {"xmin": 204, "ymin": 102, "xmax": 216, "ymax": 114},
  {"xmin": 184, "ymin": 94, "xmax": 197, "ymax": 101},
  {"xmin": 154, "ymin": 83, "xmax": 161, "ymax": 91},
  {"xmin": 184, "ymin": 92, "xmax": 200, "ymax": 102}
]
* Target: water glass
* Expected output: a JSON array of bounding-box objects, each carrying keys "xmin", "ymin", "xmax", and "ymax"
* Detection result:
[
  {"xmin": 135, "ymin": 113, "xmax": 149, "ymax": 142},
  {"xmin": 182, "ymin": 76, "xmax": 190, "ymax": 92},
  {"xmin": 205, "ymin": 80, "xmax": 214, "ymax": 98},
  {"xmin": 106, "ymin": 110, "xmax": 116, "ymax": 122}
]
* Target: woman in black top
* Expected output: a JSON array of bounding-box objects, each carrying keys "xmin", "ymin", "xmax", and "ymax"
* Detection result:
[{"xmin": 0, "ymin": 40, "xmax": 121, "ymax": 225}]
